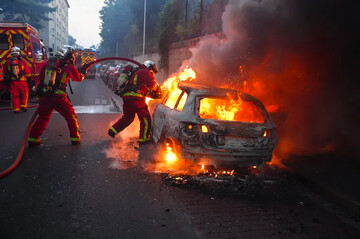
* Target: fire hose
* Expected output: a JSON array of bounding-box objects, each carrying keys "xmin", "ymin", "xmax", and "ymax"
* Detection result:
[
  {"xmin": 80, "ymin": 56, "xmax": 145, "ymax": 74},
  {"xmin": 0, "ymin": 56, "xmax": 143, "ymax": 178}
]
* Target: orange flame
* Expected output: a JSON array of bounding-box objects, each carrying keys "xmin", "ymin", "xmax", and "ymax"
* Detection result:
[
  {"xmin": 199, "ymin": 97, "xmax": 264, "ymax": 123},
  {"xmin": 162, "ymin": 66, "xmax": 196, "ymax": 92},
  {"xmin": 165, "ymin": 143, "xmax": 177, "ymax": 163}
]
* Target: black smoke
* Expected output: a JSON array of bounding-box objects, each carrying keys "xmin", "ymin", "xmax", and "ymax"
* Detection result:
[{"xmin": 184, "ymin": 0, "xmax": 360, "ymax": 158}]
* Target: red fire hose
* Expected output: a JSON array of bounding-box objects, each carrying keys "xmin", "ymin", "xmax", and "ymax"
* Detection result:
[
  {"xmin": 0, "ymin": 56, "xmax": 141, "ymax": 178},
  {"xmin": 80, "ymin": 56, "xmax": 144, "ymax": 72}
]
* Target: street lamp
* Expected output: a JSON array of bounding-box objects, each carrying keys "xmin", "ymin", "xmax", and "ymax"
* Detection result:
[{"xmin": 142, "ymin": 0, "xmax": 146, "ymax": 60}]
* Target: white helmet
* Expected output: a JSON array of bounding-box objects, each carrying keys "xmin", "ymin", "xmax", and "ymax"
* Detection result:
[
  {"xmin": 11, "ymin": 46, "xmax": 21, "ymax": 56},
  {"xmin": 55, "ymin": 51, "xmax": 64, "ymax": 58},
  {"xmin": 143, "ymin": 60, "xmax": 158, "ymax": 74}
]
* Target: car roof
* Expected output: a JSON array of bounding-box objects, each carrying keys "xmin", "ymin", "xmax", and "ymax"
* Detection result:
[{"xmin": 178, "ymin": 82, "xmax": 238, "ymax": 98}]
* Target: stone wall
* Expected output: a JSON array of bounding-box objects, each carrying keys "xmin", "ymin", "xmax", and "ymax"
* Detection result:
[{"xmin": 134, "ymin": 33, "xmax": 224, "ymax": 83}]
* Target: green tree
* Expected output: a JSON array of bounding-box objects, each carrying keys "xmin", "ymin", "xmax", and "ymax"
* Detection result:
[
  {"xmin": 0, "ymin": 0, "xmax": 56, "ymax": 30},
  {"xmin": 156, "ymin": 0, "xmax": 182, "ymax": 69},
  {"xmin": 99, "ymin": 0, "xmax": 166, "ymax": 58}
]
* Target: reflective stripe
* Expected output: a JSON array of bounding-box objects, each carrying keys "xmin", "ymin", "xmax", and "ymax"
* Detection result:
[
  {"xmin": 54, "ymin": 90, "xmax": 67, "ymax": 95},
  {"xmin": 133, "ymin": 74, "xmax": 138, "ymax": 85},
  {"xmin": 71, "ymin": 137, "xmax": 80, "ymax": 142},
  {"xmin": 21, "ymin": 91, "xmax": 29, "ymax": 108},
  {"xmin": 142, "ymin": 117, "xmax": 149, "ymax": 140},
  {"xmin": 61, "ymin": 72, "xmax": 67, "ymax": 83},
  {"xmin": 122, "ymin": 92, "xmax": 145, "ymax": 98},
  {"xmin": 138, "ymin": 138, "xmax": 150, "ymax": 142},
  {"xmin": 28, "ymin": 137, "xmax": 40, "ymax": 142},
  {"xmin": 72, "ymin": 114, "xmax": 80, "ymax": 133},
  {"xmin": 110, "ymin": 127, "xmax": 118, "ymax": 134}
]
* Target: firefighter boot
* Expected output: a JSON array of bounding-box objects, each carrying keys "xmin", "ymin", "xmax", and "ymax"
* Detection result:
[
  {"xmin": 28, "ymin": 140, "xmax": 43, "ymax": 148},
  {"xmin": 71, "ymin": 141, "xmax": 81, "ymax": 146},
  {"xmin": 108, "ymin": 129, "xmax": 116, "ymax": 138}
]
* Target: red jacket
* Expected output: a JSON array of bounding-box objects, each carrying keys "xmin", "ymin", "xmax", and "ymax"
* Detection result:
[
  {"xmin": 39, "ymin": 61, "xmax": 84, "ymax": 96},
  {"xmin": 122, "ymin": 68, "xmax": 158, "ymax": 100},
  {"xmin": 3, "ymin": 57, "xmax": 31, "ymax": 82}
]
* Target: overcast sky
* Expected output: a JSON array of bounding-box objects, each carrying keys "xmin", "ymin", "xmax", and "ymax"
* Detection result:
[{"xmin": 68, "ymin": 0, "xmax": 105, "ymax": 48}]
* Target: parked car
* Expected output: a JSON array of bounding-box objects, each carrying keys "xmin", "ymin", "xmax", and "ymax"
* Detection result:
[
  {"xmin": 100, "ymin": 64, "xmax": 110, "ymax": 79},
  {"xmin": 103, "ymin": 66, "xmax": 115, "ymax": 85},
  {"xmin": 150, "ymin": 82, "xmax": 278, "ymax": 168},
  {"xmin": 108, "ymin": 65, "xmax": 123, "ymax": 90}
]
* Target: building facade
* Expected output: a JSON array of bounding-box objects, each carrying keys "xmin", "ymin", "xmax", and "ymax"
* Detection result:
[{"xmin": 39, "ymin": 0, "xmax": 70, "ymax": 53}]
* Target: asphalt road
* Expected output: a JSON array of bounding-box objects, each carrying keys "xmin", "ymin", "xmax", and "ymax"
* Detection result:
[{"xmin": 0, "ymin": 75, "xmax": 359, "ymax": 239}]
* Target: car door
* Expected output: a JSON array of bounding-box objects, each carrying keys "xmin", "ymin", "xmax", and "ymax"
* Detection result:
[{"xmin": 152, "ymin": 87, "xmax": 187, "ymax": 142}]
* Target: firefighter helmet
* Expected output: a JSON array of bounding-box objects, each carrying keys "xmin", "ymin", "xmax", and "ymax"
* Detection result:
[
  {"xmin": 11, "ymin": 46, "xmax": 21, "ymax": 57},
  {"xmin": 55, "ymin": 51, "xmax": 64, "ymax": 59},
  {"xmin": 62, "ymin": 46, "xmax": 76, "ymax": 63},
  {"xmin": 123, "ymin": 64, "xmax": 134, "ymax": 75},
  {"xmin": 143, "ymin": 60, "xmax": 158, "ymax": 74}
]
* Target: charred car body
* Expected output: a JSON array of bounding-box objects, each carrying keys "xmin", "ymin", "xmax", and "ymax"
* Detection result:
[{"xmin": 151, "ymin": 82, "xmax": 278, "ymax": 168}]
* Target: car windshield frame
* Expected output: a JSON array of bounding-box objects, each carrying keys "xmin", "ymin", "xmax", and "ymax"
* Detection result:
[{"xmin": 162, "ymin": 87, "xmax": 188, "ymax": 111}]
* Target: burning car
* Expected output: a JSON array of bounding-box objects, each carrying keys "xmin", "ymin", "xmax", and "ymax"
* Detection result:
[{"xmin": 151, "ymin": 82, "xmax": 278, "ymax": 168}]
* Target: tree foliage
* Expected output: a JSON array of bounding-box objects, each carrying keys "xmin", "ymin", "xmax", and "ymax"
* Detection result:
[
  {"xmin": 98, "ymin": 0, "xmax": 227, "ymax": 69},
  {"xmin": 98, "ymin": 0, "xmax": 166, "ymax": 58},
  {"xmin": 0, "ymin": 0, "xmax": 56, "ymax": 30}
]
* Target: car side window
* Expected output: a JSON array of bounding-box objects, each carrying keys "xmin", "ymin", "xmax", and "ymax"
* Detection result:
[
  {"xmin": 164, "ymin": 88, "xmax": 183, "ymax": 109},
  {"xmin": 176, "ymin": 92, "xmax": 188, "ymax": 111}
]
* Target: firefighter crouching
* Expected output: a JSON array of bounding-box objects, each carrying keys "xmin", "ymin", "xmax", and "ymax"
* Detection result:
[
  {"xmin": 3, "ymin": 47, "xmax": 32, "ymax": 113},
  {"xmin": 108, "ymin": 60, "xmax": 162, "ymax": 144},
  {"xmin": 28, "ymin": 46, "xmax": 86, "ymax": 147}
]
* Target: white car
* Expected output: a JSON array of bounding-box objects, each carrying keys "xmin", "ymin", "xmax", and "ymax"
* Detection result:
[{"xmin": 151, "ymin": 82, "xmax": 278, "ymax": 168}]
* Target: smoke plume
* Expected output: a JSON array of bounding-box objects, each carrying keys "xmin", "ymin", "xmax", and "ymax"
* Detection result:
[{"xmin": 184, "ymin": 0, "xmax": 360, "ymax": 158}]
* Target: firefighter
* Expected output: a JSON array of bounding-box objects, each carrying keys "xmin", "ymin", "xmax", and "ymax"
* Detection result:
[
  {"xmin": 3, "ymin": 47, "xmax": 32, "ymax": 113},
  {"xmin": 28, "ymin": 46, "xmax": 86, "ymax": 147},
  {"xmin": 108, "ymin": 60, "xmax": 162, "ymax": 144}
]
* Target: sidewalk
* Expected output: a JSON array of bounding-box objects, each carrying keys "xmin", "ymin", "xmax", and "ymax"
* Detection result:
[{"xmin": 282, "ymin": 153, "xmax": 360, "ymax": 217}]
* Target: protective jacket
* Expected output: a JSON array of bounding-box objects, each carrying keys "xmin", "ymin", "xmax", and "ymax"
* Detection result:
[
  {"xmin": 28, "ymin": 61, "xmax": 85, "ymax": 145},
  {"xmin": 38, "ymin": 61, "xmax": 84, "ymax": 96},
  {"xmin": 3, "ymin": 57, "xmax": 31, "ymax": 112},
  {"xmin": 122, "ymin": 68, "xmax": 158, "ymax": 100}
]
